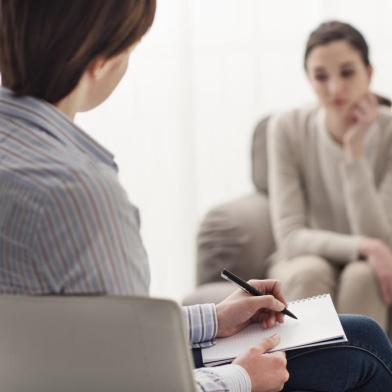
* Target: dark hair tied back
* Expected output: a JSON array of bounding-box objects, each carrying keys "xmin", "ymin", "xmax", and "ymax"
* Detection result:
[
  {"xmin": 304, "ymin": 21, "xmax": 370, "ymax": 68},
  {"xmin": 304, "ymin": 20, "xmax": 391, "ymax": 108}
]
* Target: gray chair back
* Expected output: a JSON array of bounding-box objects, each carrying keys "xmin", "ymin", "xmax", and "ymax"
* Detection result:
[{"xmin": 0, "ymin": 295, "xmax": 196, "ymax": 392}]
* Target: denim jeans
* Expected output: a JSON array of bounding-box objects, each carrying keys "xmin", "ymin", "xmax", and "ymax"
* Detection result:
[{"xmin": 283, "ymin": 314, "xmax": 392, "ymax": 392}]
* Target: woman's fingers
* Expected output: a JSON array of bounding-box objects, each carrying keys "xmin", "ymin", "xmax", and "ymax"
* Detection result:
[
  {"xmin": 384, "ymin": 278, "xmax": 392, "ymax": 304},
  {"xmin": 349, "ymin": 93, "xmax": 378, "ymax": 126},
  {"xmin": 380, "ymin": 279, "xmax": 392, "ymax": 304},
  {"xmin": 258, "ymin": 309, "xmax": 284, "ymax": 329},
  {"xmin": 248, "ymin": 279, "xmax": 288, "ymax": 306}
]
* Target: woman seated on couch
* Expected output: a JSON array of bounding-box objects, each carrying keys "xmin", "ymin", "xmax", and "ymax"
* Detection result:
[{"xmin": 267, "ymin": 20, "xmax": 392, "ymax": 331}]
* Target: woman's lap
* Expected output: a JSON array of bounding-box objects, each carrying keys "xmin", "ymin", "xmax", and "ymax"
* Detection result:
[{"xmin": 283, "ymin": 314, "xmax": 392, "ymax": 392}]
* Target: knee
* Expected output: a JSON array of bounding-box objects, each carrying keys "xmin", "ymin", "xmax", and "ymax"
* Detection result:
[
  {"xmin": 340, "ymin": 314, "xmax": 389, "ymax": 346},
  {"xmin": 287, "ymin": 255, "xmax": 335, "ymax": 286},
  {"xmin": 340, "ymin": 262, "xmax": 375, "ymax": 288}
]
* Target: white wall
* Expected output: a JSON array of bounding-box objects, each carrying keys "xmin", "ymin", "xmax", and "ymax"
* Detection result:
[{"xmin": 77, "ymin": 0, "xmax": 392, "ymax": 301}]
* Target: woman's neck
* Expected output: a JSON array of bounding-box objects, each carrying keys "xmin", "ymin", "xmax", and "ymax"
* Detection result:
[
  {"xmin": 56, "ymin": 98, "xmax": 77, "ymax": 120},
  {"xmin": 55, "ymin": 83, "xmax": 86, "ymax": 120},
  {"xmin": 324, "ymin": 110, "xmax": 348, "ymax": 144}
]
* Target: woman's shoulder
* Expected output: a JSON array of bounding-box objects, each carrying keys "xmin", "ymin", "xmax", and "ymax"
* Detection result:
[
  {"xmin": 378, "ymin": 106, "xmax": 392, "ymax": 128},
  {"xmin": 373, "ymin": 106, "xmax": 392, "ymax": 142},
  {"xmin": 268, "ymin": 103, "xmax": 320, "ymax": 139}
]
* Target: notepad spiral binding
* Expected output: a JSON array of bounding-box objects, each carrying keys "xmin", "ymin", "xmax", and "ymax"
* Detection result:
[{"xmin": 288, "ymin": 293, "xmax": 328, "ymax": 305}]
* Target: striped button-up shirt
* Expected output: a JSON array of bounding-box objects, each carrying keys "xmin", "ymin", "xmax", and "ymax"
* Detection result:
[{"xmin": 0, "ymin": 87, "xmax": 250, "ymax": 392}]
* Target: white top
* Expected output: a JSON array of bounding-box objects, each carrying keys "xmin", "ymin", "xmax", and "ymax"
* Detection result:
[{"xmin": 267, "ymin": 104, "xmax": 392, "ymax": 263}]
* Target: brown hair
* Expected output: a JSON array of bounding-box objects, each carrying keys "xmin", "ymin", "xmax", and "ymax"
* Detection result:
[
  {"xmin": 304, "ymin": 20, "xmax": 391, "ymax": 107},
  {"xmin": 0, "ymin": 0, "xmax": 156, "ymax": 103}
]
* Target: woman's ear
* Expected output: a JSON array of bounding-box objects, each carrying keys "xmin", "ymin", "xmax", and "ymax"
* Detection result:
[
  {"xmin": 367, "ymin": 65, "xmax": 373, "ymax": 81},
  {"xmin": 86, "ymin": 56, "xmax": 111, "ymax": 81},
  {"xmin": 86, "ymin": 45, "xmax": 135, "ymax": 82}
]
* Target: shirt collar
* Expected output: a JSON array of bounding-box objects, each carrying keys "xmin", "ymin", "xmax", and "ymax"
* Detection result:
[{"xmin": 0, "ymin": 87, "xmax": 116, "ymax": 169}]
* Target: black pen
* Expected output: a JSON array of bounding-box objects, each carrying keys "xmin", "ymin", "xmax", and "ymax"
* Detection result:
[{"xmin": 221, "ymin": 268, "xmax": 297, "ymax": 320}]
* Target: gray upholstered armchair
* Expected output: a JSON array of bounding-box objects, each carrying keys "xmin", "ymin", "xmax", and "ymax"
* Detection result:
[{"xmin": 183, "ymin": 116, "xmax": 274, "ymax": 305}]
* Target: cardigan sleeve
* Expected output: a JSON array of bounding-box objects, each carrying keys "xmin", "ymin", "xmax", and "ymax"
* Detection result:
[
  {"xmin": 267, "ymin": 112, "xmax": 361, "ymax": 264},
  {"xmin": 341, "ymin": 142, "xmax": 392, "ymax": 249}
]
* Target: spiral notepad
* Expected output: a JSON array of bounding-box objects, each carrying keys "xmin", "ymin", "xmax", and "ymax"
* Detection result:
[{"xmin": 202, "ymin": 294, "xmax": 347, "ymax": 366}]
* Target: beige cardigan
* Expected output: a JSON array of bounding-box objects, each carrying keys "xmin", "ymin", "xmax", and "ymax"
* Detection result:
[{"xmin": 267, "ymin": 104, "xmax": 392, "ymax": 264}]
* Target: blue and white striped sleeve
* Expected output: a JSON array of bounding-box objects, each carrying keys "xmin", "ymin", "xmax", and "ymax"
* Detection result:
[
  {"xmin": 182, "ymin": 304, "xmax": 217, "ymax": 347},
  {"xmin": 195, "ymin": 365, "xmax": 251, "ymax": 392},
  {"xmin": 182, "ymin": 305, "xmax": 251, "ymax": 392}
]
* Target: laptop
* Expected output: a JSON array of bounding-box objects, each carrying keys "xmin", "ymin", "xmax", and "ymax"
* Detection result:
[{"xmin": 0, "ymin": 295, "xmax": 196, "ymax": 392}]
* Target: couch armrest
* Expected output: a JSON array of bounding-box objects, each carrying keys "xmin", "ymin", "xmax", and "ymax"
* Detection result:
[{"xmin": 196, "ymin": 192, "xmax": 275, "ymax": 285}]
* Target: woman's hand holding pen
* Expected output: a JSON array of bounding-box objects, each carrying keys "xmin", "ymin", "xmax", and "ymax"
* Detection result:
[
  {"xmin": 360, "ymin": 238, "xmax": 392, "ymax": 304},
  {"xmin": 215, "ymin": 279, "xmax": 287, "ymax": 338},
  {"xmin": 216, "ymin": 279, "xmax": 289, "ymax": 392},
  {"xmin": 343, "ymin": 93, "xmax": 379, "ymax": 161}
]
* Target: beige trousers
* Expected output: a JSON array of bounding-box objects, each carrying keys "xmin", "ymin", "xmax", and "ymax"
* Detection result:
[{"xmin": 267, "ymin": 255, "xmax": 388, "ymax": 330}]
